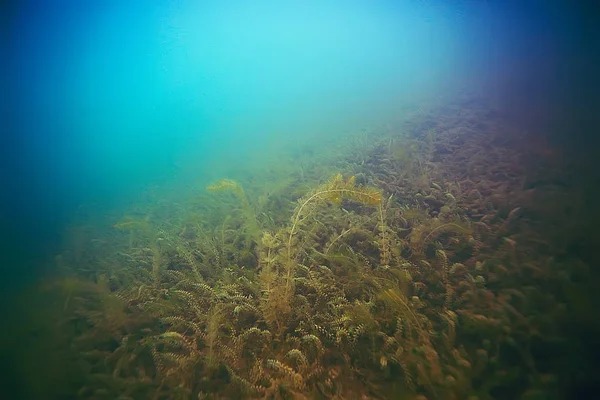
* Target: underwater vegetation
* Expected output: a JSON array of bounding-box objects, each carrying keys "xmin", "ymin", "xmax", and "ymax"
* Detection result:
[{"xmin": 13, "ymin": 95, "xmax": 594, "ymax": 400}]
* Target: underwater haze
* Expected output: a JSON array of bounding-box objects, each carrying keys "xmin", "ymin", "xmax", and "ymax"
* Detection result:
[
  {"xmin": 6, "ymin": 0, "xmax": 473, "ymax": 281},
  {"xmin": 4, "ymin": 0, "xmax": 600, "ymax": 399},
  {"xmin": 4, "ymin": 0, "xmax": 580, "ymax": 285}
]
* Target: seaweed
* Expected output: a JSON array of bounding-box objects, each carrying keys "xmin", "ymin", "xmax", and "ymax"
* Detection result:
[{"xmin": 14, "ymin": 96, "xmax": 586, "ymax": 399}]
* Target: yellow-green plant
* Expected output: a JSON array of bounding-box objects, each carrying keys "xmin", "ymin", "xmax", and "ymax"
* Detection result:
[
  {"xmin": 206, "ymin": 179, "xmax": 261, "ymax": 245},
  {"xmin": 409, "ymin": 217, "xmax": 472, "ymax": 255},
  {"xmin": 379, "ymin": 288, "xmax": 442, "ymax": 396},
  {"xmin": 284, "ymin": 173, "xmax": 382, "ymax": 297},
  {"xmin": 113, "ymin": 215, "xmax": 151, "ymax": 249},
  {"xmin": 378, "ymin": 194, "xmax": 396, "ymax": 266},
  {"xmin": 113, "ymin": 216, "xmax": 165, "ymax": 283},
  {"xmin": 257, "ymin": 232, "xmax": 289, "ymax": 332}
]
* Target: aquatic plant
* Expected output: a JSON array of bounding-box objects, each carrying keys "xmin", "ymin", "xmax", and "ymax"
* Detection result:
[
  {"xmin": 18, "ymin": 95, "xmax": 582, "ymax": 399},
  {"xmin": 206, "ymin": 178, "xmax": 261, "ymax": 245},
  {"xmin": 284, "ymin": 173, "xmax": 382, "ymax": 296}
]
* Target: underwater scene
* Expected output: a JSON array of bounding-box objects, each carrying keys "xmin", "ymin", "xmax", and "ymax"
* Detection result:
[{"xmin": 4, "ymin": 1, "xmax": 600, "ymax": 399}]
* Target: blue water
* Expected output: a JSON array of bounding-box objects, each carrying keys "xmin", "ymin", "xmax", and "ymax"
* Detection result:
[
  {"xmin": 2, "ymin": 0, "xmax": 589, "ymax": 308},
  {"xmin": 5, "ymin": 0, "xmax": 479, "ymax": 283}
]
